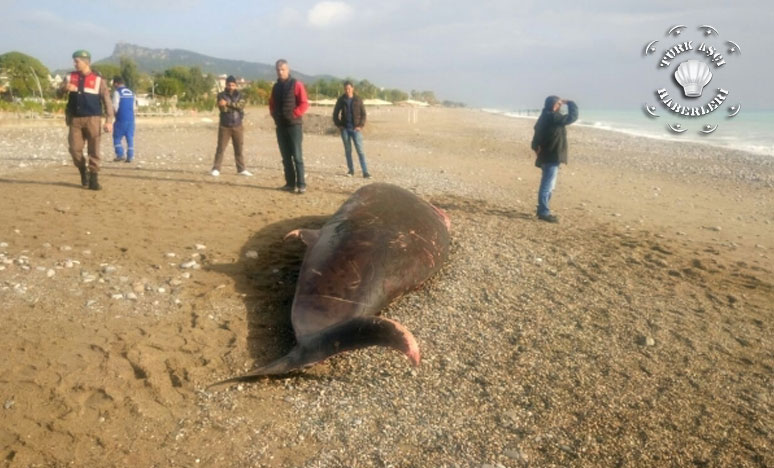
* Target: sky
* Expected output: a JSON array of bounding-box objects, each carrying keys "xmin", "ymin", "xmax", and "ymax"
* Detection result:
[{"xmin": 1, "ymin": 0, "xmax": 773, "ymax": 110}]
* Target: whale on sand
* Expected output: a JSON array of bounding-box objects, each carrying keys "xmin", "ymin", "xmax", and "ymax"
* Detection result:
[{"xmin": 212, "ymin": 183, "xmax": 451, "ymax": 386}]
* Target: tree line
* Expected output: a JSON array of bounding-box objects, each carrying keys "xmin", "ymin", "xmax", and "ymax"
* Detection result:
[{"xmin": 1, "ymin": 51, "xmax": 448, "ymax": 110}]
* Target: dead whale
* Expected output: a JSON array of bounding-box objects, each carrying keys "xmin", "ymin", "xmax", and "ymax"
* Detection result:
[{"xmin": 213, "ymin": 183, "xmax": 451, "ymax": 385}]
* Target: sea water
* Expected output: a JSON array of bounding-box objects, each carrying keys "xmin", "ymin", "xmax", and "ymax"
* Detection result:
[{"xmin": 488, "ymin": 108, "xmax": 774, "ymax": 157}]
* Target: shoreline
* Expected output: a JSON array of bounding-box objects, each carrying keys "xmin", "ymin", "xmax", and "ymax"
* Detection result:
[
  {"xmin": 3, "ymin": 105, "xmax": 774, "ymax": 159},
  {"xmin": 478, "ymin": 106, "xmax": 774, "ymax": 158}
]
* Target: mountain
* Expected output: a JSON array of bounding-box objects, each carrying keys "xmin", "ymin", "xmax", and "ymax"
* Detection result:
[{"xmin": 92, "ymin": 42, "xmax": 332, "ymax": 82}]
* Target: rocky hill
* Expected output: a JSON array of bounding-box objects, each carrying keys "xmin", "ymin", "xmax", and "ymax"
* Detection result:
[{"xmin": 94, "ymin": 42, "xmax": 331, "ymax": 82}]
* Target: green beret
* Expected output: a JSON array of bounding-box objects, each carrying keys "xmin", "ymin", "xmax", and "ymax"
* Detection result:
[{"xmin": 72, "ymin": 49, "xmax": 91, "ymax": 60}]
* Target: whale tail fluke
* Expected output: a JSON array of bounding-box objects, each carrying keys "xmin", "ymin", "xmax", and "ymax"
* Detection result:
[{"xmin": 208, "ymin": 317, "xmax": 420, "ymax": 389}]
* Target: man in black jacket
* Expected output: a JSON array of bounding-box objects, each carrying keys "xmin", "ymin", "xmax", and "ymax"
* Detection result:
[
  {"xmin": 211, "ymin": 75, "xmax": 250, "ymax": 176},
  {"xmin": 530, "ymin": 95, "xmax": 578, "ymax": 223},
  {"xmin": 333, "ymin": 81, "xmax": 371, "ymax": 178}
]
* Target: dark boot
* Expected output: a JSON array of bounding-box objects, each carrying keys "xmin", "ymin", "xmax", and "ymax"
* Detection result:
[
  {"xmin": 79, "ymin": 167, "xmax": 88, "ymax": 187},
  {"xmin": 88, "ymin": 172, "xmax": 101, "ymax": 191}
]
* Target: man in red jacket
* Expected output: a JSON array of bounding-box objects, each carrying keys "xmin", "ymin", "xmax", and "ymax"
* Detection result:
[{"xmin": 269, "ymin": 59, "xmax": 309, "ymax": 193}]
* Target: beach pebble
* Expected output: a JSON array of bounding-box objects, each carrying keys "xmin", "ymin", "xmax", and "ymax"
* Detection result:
[
  {"xmin": 158, "ymin": 287, "xmax": 166, "ymax": 294},
  {"xmin": 46, "ymin": 269, "xmax": 55, "ymax": 278},
  {"xmin": 245, "ymin": 250, "xmax": 259, "ymax": 259},
  {"xmin": 4, "ymin": 399, "xmax": 14, "ymax": 410},
  {"xmin": 165, "ymin": 252, "xmax": 177, "ymax": 258},
  {"xmin": 195, "ymin": 244, "xmax": 206, "ymax": 250},
  {"xmin": 110, "ymin": 293, "xmax": 124, "ymax": 300},
  {"xmin": 0, "ymin": 242, "xmax": 7, "ymax": 248},
  {"xmin": 102, "ymin": 265, "xmax": 117, "ymax": 274},
  {"xmin": 180, "ymin": 260, "xmax": 198, "ymax": 269},
  {"xmin": 126, "ymin": 292, "xmax": 138, "ymax": 301},
  {"xmin": 181, "ymin": 272, "xmax": 191, "ymax": 279},
  {"xmin": 60, "ymin": 245, "xmax": 72, "ymax": 251}
]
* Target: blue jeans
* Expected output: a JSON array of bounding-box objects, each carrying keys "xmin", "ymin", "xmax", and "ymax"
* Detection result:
[
  {"xmin": 537, "ymin": 163, "xmax": 559, "ymax": 216},
  {"xmin": 276, "ymin": 125, "xmax": 304, "ymax": 187},
  {"xmin": 113, "ymin": 119, "xmax": 135, "ymax": 159},
  {"xmin": 341, "ymin": 128, "xmax": 368, "ymax": 175}
]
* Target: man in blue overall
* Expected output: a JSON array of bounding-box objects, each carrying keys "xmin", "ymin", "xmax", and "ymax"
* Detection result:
[{"xmin": 112, "ymin": 76, "xmax": 135, "ymax": 162}]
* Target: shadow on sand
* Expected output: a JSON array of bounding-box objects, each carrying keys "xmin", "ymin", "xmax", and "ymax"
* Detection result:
[
  {"xmin": 0, "ymin": 177, "xmax": 82, "ymax": 189},
  {"xmin": 207, "ymin": 215, "xmax": 329, "ymax": 377}
]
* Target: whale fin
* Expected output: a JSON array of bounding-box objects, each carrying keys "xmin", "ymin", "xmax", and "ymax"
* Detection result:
[
  {"xmin": 283, "ymin": 228, "xmax": 320, "ymax": 246},
  {"xmin": 208, "ymin": 317, "xmax": 420, "ymax": 388},
  {"xmin": 302, "ymin": 316, "xmax": 421, "ymax": 366}
]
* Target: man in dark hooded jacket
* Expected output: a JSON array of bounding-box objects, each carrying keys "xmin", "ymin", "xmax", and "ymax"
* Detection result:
[{"xmin": 530, "ymin": 95, "xmax": 578, "ymax": 223}]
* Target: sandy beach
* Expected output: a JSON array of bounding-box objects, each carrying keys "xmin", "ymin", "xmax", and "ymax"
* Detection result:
[{"xmin": 0, "ymin": 106, "xmax": 771, "ymax": 467}]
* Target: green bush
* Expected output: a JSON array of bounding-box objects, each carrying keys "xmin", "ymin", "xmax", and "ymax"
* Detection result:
[
  {"xmin": 178, "ymin": 97, "xmax": 215, "ymax": 112},
  {"xmin": 45, "ymin": 101, "xmax": 66, "ymax": 113}
]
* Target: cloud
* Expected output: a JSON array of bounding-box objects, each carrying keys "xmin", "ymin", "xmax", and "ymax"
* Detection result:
[
  {"xmin": 19, "ymin": 9, "xmax": 110, "ymax": 38},
  {"xmin": 277, "ymin": 7, "xmax": 303, "ymax": 27},
  {"xmin": 307, "ymin": 1, "xmax": 353, "ymax": 28}
]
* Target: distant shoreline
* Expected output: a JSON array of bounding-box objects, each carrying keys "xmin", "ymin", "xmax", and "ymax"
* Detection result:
[{"xmin": 479, "ymin": 107, "xmax": 774, "ymax": 159}]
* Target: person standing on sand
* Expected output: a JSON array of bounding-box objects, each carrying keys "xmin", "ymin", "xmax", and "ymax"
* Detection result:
[
  {"xmin": 269, "ymin": 59, "xmax": 309, "ymax": 193},
  {"xmin": 530, "ymin": 95, "xmax": 578, "ymax": 223},
  {"xmin": 211, "ymin": 75, "xmax": 251, "ymax": 177},
  {"xmin": 111, "ymin": 76, "xmax": 136, "ymax": 163},
  {"xmin": 61, "ymin": 50, "xmax": 114, "ymax": 191},
  {"xmin": 333, "ymin": 81, "xmax": 371, "ymax": 178}
]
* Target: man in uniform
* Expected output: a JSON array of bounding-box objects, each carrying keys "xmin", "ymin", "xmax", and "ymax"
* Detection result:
[{"xmin": 62, "ymin": 49, "xmax": 114, "ymax": 190}]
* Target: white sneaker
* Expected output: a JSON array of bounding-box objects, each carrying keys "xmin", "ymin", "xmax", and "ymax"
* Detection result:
[
  {"xmin": 211, "ymin": 169, "xmax": 220, "ymax": 176},
  {"xmin": 238, "ymin": 170, "xmax": 253, "ymax": 176}
]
